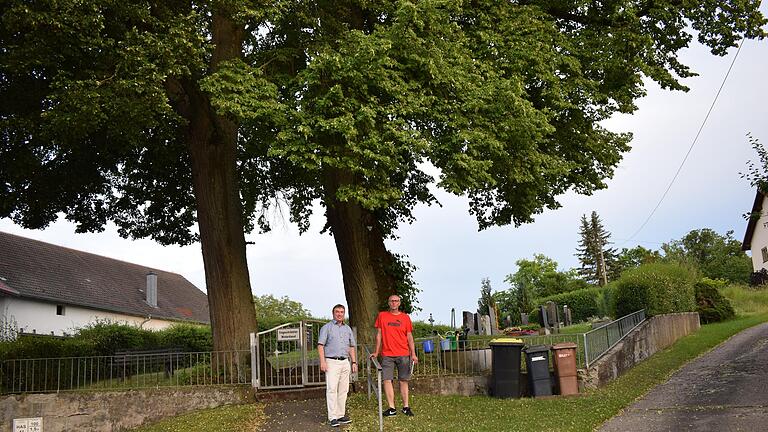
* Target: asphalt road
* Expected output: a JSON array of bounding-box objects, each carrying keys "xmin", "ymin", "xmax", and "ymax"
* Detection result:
[{"xmin": 599, "ymin": 321, "xmax": 768, "ymax": 432}]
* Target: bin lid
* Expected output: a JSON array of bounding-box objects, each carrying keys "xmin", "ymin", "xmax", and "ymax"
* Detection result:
[
  {"xmin": 552, "ymin": 342, "xmax": 577, "ymax": 350},
  {"xmin": 523, "ymin": 344, "xmax": 550, "ymax": 353},
  {"xmin": 489, "ymin": 338, "xmax": 524, "ymax": 346}
]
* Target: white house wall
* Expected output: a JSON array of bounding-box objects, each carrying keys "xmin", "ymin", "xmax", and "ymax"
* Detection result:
[
  {"xmin": 0, "ymin": 296, "xmax": 179, "ymax": 336},
  {"xmin": 751, "ymin": 194, "xmax": 768, "ymax": 272}
]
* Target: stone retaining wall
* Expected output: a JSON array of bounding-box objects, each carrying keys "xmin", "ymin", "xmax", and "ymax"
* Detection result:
[
  {"xmin": 580, "ymin": 312, "xmax": 700, "ymax": 389},
  {"xmin": 0, "ymin": 386, "xmax": 253, "ymax": 432}
]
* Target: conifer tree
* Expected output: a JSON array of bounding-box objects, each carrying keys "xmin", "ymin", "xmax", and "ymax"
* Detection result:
[
  {"xmin": 478, "ymin": 278, "xmax": 494, "ymax": 316},
  {"xmin": 576, "ymin": 211, "xmax": 619, "ymax": 286}
]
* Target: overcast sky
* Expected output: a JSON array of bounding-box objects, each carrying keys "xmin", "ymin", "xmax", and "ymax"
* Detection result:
[{"xmin": 2, "ymin": 24, "xmax": 767, "ymax": 326}]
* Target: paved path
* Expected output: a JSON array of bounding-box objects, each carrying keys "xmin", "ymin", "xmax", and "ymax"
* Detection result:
[
  {"xmin": 599, "ymin": 322, "xmax": 768, "ymax": 431},
  {"xmin": 256, "ymin": 397, "xmax": 345, "ymax": 432}
]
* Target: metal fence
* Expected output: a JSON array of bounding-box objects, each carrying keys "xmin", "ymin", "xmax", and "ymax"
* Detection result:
[
  {"xmin": 0, "ymin": 350, "xmax": 251, "ymax": 394},
  {"xmin": 358, "ymin": 332, "xmax": 585, "ymax": 381},
  {"xmin": 583, "ymin": 309, "xmax": 646, "ymax": 368}
]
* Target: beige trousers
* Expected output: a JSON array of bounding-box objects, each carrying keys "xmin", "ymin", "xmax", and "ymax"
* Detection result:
[{"xmin": 325, "ymin": 358, "xmax": 351, "ymax": 421}]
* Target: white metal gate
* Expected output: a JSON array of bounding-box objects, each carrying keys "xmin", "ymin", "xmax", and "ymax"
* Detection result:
[{"xmin": 252, "ymin": 320, "xmax": 327, "ymax": 390}]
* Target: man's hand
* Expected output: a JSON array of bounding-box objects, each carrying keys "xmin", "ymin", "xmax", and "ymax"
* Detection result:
[
  {"xmin": 320, "ymin": 361, "xmax": 328, "ymax": 373},
  {"xmin": 351, "ymin": 363, "xmax": 358, "ymax": 373},
  {"xmin": 369, "ymin": 351, "xmax": 379, "ymax": 360},
  {"xmin": 411, "ymin": 354, "xmax": 419, "ymax": 365}
]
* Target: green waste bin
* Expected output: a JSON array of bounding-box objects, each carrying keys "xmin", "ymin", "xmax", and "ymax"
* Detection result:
[
  {"xmin": 524, "ymin": 345, "xmax": 552, "ymax": 397},
  {"xmin": 445, "ymin": 331, "xmax": 457, "ymax": 349},
  {"xmin": 489, "ymin": 338, "xmax": 524, "ymax": 398}
]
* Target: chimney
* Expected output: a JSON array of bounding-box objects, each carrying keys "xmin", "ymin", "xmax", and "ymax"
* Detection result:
[{"xmin": 146, "ymin": 272, "xmax": 158, "ymax": 307}]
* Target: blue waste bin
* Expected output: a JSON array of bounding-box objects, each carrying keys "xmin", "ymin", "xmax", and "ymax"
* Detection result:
[{"xmin": 422, "ymin": 339, "xmax": 434, "ymax": 353}]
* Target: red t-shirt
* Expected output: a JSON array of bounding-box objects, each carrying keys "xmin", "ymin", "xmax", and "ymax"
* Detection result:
[{"xmin": 374, "ymin": 311, "xmax": 413, "ymax": 357}]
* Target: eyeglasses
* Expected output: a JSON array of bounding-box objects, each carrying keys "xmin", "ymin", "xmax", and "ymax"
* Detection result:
[{"xmin": 388, "ymin": 300, "xmax": 400, "ymax": 303}]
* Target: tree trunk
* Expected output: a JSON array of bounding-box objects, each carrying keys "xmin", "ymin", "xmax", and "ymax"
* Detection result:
[
  {"xmin": 170, "ymin": 12, "xmax": 258, "ymax": 354},
  {"xmin": 322, "ymin": 166, "xmax": 397, "ymax": 347}
]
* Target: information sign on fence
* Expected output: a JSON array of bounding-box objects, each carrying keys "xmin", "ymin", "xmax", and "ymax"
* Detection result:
[
  {"xmin": 277, "ymin": 328, "xmax": 301, "ymax": 341},
  {"xmin": 13, "ymin": 417, "xmax": 42, "ymax": 432}
]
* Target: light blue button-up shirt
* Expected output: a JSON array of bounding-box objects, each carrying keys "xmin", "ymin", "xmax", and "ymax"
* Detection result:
[{"xmin": 318, "ymin": 320, "xmax": 356, "ymax": 358}]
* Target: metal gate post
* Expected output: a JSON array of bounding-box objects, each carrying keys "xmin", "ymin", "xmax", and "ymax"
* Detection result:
[
  {"xmin": 301, "ymin": 320, "xmax": 309, "ymax": 386},
  {"xmin": 251, "ymin": 332, "xmax": 261, "ymax": 390}
]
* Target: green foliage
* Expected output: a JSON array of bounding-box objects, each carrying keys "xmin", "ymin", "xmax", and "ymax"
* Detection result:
[
  {"xmin": 616, "ymin": 246, "xmax": 662, "ymax": 274},
  {"xmin": 253, "ymin": 294, "xmax": 312, "ymax": 330},
  {"xmin": 0, "ymin": 336, "xmax": 96, "ymax": 361},
  {"xmin": 387, "ymin": 253, "xmax": 421, "ymax": 314},
  {"xmin": 742, "ymin": 134, "xmax": 768, "ymax": 193},
  {"xmin": 74, "ymin": 321, "xmax": 161, "ymax": 354},
  {"xmin": 695, "ymin": 278, "xmax": 736, "ymax": 323},
  {"xmin": 500, "ymin": 254, "xmax": 589, "ymax": 324},
  {"xmin": 158, "ymin": 324, "xmax": 213, "ymax": 352},
  {"xmin": 614, "ymin": 263, "xmax": 698, "ymax": 317},
  {"xmin": 532, "ymin": 286, "xmax": 616, "ymax": 323},
  {"xmin": 477, "ymin": 277, "xmax": 494, "ymax": 316},
  {"xmin": 412, "ymin": 321, "xmax": 454, "ymax": 339},
  {"xmin": 576, "ymin": 211, "xmax": 620, "ymax": 286},
  {"xmin": 0, "ymin": 322, "xmax": 214, "ymax": 361},
  {"xmin": 721, "ymin": 283, "xmax": 768, "ymax": 315},
  {"xmin": 493, "ymin": 289, "xmax": 521, "ymax": 325},
  {"xmin": 662, "ymin": 229, "xmax": 751, "ymax": 284}
]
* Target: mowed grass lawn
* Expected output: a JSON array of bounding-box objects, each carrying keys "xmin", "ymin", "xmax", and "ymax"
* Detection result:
[{"xmin": 132, "ymin": 286, "xmax": 768, "ymax": 432}]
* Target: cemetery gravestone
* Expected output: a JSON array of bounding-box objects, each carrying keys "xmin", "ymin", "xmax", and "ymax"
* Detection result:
[
  {"xmin": 463, "ymin": 311, "xmax": 476, "ymax": 335},
  {"xmin": 479, "ymin": 315, "xmax": 492, "ymax": 335},
  {"xmin": 489, "ymin": 306, "xmax": 499, "ymax": 335}
]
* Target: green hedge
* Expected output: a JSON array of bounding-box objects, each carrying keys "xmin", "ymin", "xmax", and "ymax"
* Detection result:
[
  {"xmin": 527, "ymin": 285, "xmax": 616, "ymax": 324},
  {"xmin": 0, "ymin": 322, "xmax": 214, "ymax": 361},
  {"xmin": 615, "ymin": 262, "xmax": 697, "ymax": 317}
]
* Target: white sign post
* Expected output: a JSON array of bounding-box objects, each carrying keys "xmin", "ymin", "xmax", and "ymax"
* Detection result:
[{"xmin": 13, "ymin": 417, "xmax": 42, "ymax": 432}]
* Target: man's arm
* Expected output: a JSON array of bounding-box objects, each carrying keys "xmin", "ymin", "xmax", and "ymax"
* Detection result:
[
  {"xmin": 317, "ymin": 324, "xmax": 328, "ymax": 373},
  {"xmin": 347, "ymin": 344, "xmax": 357, "ymax": 373},
  {"xmin": 318, "ymin": 344, "xmax": 327, "ymax": 372},
  {"xmin": 370, "ymin": 328, "xmax": 382, "ymax": 358},
  {"xmin": 407, "ymin": 331, "xmax": 418, "ymax": 364}
]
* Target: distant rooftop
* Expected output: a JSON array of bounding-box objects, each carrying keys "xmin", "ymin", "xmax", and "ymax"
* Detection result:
[{"xmin": 0, "ymin": 231, "xmax": 209, "ymax": 324}]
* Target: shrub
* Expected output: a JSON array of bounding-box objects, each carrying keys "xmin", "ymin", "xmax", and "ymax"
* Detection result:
[
  {"xmin": 695, "ymin": 278, "xmax": 735, "ymax": 323},
  {"xmin": 412, "ymin": 321, "xmax": 453, "ymax": 338},
  {"xmin": 0, "ymin": 322, "xmax": 215, "ymax": 362},
  {"xmin": 74, "ymin": 321, "xmax": 161, "ymax": 354},
  {"xmin": 0, "ymin": 336, "xmax": 96, "ymax": 360},
  {"xmin": 159, "ymin": 324, "xmax": 213, "ymax": 352},
  {"xmin": 614, "ymin": 262, "xmax": 697, "ymax": 317}
]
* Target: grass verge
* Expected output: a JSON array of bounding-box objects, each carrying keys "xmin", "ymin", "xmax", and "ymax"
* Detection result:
[
  {"xmin": 344, "ymin": 312, "xmax": 768, "ymax": 432},
  {"xmin": 128, "ymin": 403, "xmax": 265, "ymax": 432}
]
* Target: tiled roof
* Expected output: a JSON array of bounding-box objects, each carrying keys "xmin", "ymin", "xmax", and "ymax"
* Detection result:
[{"xmin": 0, "ymin": 231, "xmax": 209, "ymax": 324}]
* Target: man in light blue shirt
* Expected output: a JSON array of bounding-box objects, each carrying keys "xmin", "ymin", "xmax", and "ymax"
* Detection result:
[{"xmin": 318, "ymin": 304, "xmax": 357, "ymax": 428}]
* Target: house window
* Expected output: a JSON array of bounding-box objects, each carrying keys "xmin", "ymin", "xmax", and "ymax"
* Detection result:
[
  {"xmin": 762, "ymin": 247, "xmax": 768, "ymax": 263},
  {"xmin": 56, "ymin": 304, "xmax": 66, "ymax": 316}
]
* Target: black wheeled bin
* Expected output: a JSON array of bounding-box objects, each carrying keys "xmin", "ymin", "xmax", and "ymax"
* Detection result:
[
  {"xmin": 524, "ymin": 344, "xmax": 552, "ymax": 397},
  {"xmin": 489, "ymin": 338, "xmax": 524, "ymax": 398}
]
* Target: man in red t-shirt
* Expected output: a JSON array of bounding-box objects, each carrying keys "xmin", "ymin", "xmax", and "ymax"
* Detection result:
[{"xmin": 370, "ymin": 294, "xmax": 418, "ymax": 417}]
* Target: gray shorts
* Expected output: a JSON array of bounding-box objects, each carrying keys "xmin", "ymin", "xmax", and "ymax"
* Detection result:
[{"xmin": 381, "ymin": 356, "xmax": 412, "ymax": 381}]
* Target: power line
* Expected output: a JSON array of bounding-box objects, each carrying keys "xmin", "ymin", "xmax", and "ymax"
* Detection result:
[{"xmin": 620, "ymin": 38, "xmax": 745, "ymax": 246}]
